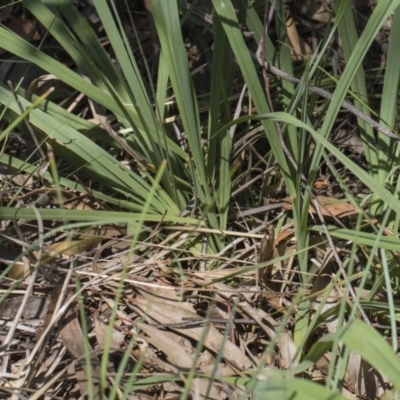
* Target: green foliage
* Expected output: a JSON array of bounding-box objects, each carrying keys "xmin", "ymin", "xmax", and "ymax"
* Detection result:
[{"xmin": 1, "ymin": 0, "xmax": 400, "ymax": 398}]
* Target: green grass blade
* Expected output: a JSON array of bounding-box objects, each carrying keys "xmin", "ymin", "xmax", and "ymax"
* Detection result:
[
  {"xmin": 211, "ymin": 0, "xmax": 294, "ymax": 196},
  {"xmin": 333, "ymin": 0, "xmax": 376, "ymax": 168},
  {"xmin": 378, "ymin": 8, "xmax": 400, "ymax": 175},
  {"xmin": 0, "ymin": 153, "xmax": 143, "ymax": 211},
  {"xmin": 331, "ymin": 319, "xmax": 400, "ymax": 391},
  {"xmin": 0, "ymin": 207, "xmax": 202, "ymax": 226},
  {"xmin": 310, "ymin": 227, "xmax": 400, "ymax": 252},
  {"xmin": 149, "ymin": 0, "xmax": 221, "ymax": 249},
  {"xmin": 252, "ymin": 377, "xmax": 348, "ymax": 400},
  {"xmin": 207, "ymin": 15, "xmax": 234, "ymax": 231},
  {"xmin": 307, "ymin": 0, "xmax": 400, "ymax": 208}
]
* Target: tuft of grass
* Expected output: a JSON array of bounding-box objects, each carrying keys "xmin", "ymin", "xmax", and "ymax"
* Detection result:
[{"xmin": 1, "ymin": 1, "xmax": 400, "ymax": 399}]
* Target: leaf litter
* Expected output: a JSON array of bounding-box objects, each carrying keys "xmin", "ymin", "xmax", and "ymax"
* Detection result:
[{"xmin": 0, "ymin": 1, "xmax": 398, "ymax": 399}]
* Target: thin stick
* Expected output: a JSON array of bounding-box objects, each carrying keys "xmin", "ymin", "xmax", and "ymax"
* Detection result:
[{"xmin": 252, "ymin": 53, "xmax": 399, "ymax": 141}]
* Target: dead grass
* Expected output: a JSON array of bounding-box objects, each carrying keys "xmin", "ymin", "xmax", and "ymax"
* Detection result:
[{"xmin": 0, "ymin": 1, "xmax": 398, "ymax": 399}]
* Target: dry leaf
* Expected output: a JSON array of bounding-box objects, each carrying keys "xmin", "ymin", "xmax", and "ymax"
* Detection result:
[
  {"xmin": 332, "ymin": 129, "xmax": 364, "ymax": 155},
  {"xmin": 94, "ymin": 317, "xmax": 124, "ymax": 351},
  {"xmin": 282, "ymin": 196, "xmax": 360, "ymax": 219},
  {"xmin": 59, "ymin": 293, "xmax": 101, "ymax": 398},
  {"xmin": 278, "ymin": 331, "xmax": 298, "ymax": 369},
  {"xmin": 308, "ymin": 196, "xmax": 359, "ymax": 218},
  {"xmin": 7, "ymin": 256, "xmax": 30, "ymax": 280},
  {"xmin": 286, "ymin": 14, "xmax": 311, "ymax": 59},
  {"xmin": 132, "ymin": 295, "xmax": 252, "ymax": 371},
  {"xmin": 0, "ymin": 296, "xmax": 50, "ymax": 319},
  {"xmin": 36, "ymin": 286, "xmax": 63, "ymax": 343},
  {"xmin": 311, "ymin": 264, "xmax": 340, "ymax": 334},
  {"xmin": 298, "ymin": 0, "xmax": 332, "ymax": 23},
  {"xmin": 17, "ymin": 187, "xmax": 93, "ymax": 210},
  {"xmin": 314, "ymin": 180, "xmax": 330, "ymax": 190},
  {"xmin": 12, "ymin": 173, "xmax": 34, "ymax": 187},
  {"xmin": 258, "ymin": 226, "xmax": 274, "ymax": 283},
  {"xmin": 32, "ymin": 236, "xmax": 103, "ymax": 264},
  {"xmin": 345, "ymin": 352, "xmax": 379, "ymax": 399},
  {"xmin": 274, "ymin": 228, "xmax": 294, "ymax": 247},
  {"xmin": 5, "ymin": 18, "xmax": 40, "ymax": 41},
  {"xmin": 139, "ymin": 323, "xmax": 221, "ymax": 399}
]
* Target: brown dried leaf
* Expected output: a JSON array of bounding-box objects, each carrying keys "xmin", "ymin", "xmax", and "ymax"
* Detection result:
[
  {"xmin": 6, "ymin": 256, "xmax": 30, "ymax": 280},
  {"xmin": 36, "ymin": 286, "xmax": 63, "ymax": 343},
  {"xmin": 59, "ymin": 295, "xmax": 101, "ymax": 398},
  {"xmin": 298, "ymin": 0, "xmax": 332, "ymax": 23},
  {"xmin": 32, "ymin": 236, "xmax": 103, "ymax": 264},
  {"xmin": 212, "ymin": 282, "xmax": 277, "ymax": 340},
  {"xmin": 282, "ymin": 196, "xmax": 360, "ymax": 219},
  {"xmin": 311, "ymin": 265, "xmax": 339, "ymax": 334},
  {"xmin": 94, "ymin": 317, "xmax": 124, "ymax": 351},
  {"xmin": 345, "ymin": 352, "xmax": 378, "ymax": 399},
  {"xmin": 17, "ymin": 187, "xmax": 93, "ymax": 210},
  {"xmin": 259, "ymin": 228, "xmax": 274, "ymax": 263},
  {"xmin": 274, "ymin": 228, "xmax": 294, "ymax": 247},
  {"xmin": 139, "ymin": 323, "xmax": 221, "ymax": 399},
  {"xmin": 5, "ymin": 18, "xmax": 40, "ymax": 41},
  {"xmin": 12, "ymin": 173, "xmax": 34, "ymax": 187},
  {"xmin": 309, "ymin": 197, "xmax": 358, "ymax": 219},
  {"xmin": 0, "ymin": 296, "xmax": 50, "ymax": 319},
  {"xmin": 332, "ymin": 129, "xmax": 364, "ymax": 155},
  {"xmin": 286, "ymin": 15, "xmax": 312, "ymax": 60},
  {"xmin": 132, "ymin": 296, "xmax": 252, "ymax": 370},
  {"xmin": 278, "ymin": 331, "xmax": 298, "ymax": 369},
  {"xmin": 314, "ymin": 180, "xmax": 330, "ymax": 190},
  {"xmin": 258, "ymin": 226, "xmax": 274, "ymax": 283}
]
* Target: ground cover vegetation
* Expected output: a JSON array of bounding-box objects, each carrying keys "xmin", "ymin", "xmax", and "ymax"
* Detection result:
[{"xmin": 0, "ymin": 0, "xmax": 400, "ymax": 398}]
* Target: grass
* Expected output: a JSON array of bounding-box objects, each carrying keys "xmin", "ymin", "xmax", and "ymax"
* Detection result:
[{"xmin": 1, "ymin": 0, "xmax": 400, "ymax": 398}]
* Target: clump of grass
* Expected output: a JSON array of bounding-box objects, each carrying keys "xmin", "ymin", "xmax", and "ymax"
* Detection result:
[{"xmin": 1, "ymin": 1, "xmax": 400, "ymax": 399}]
